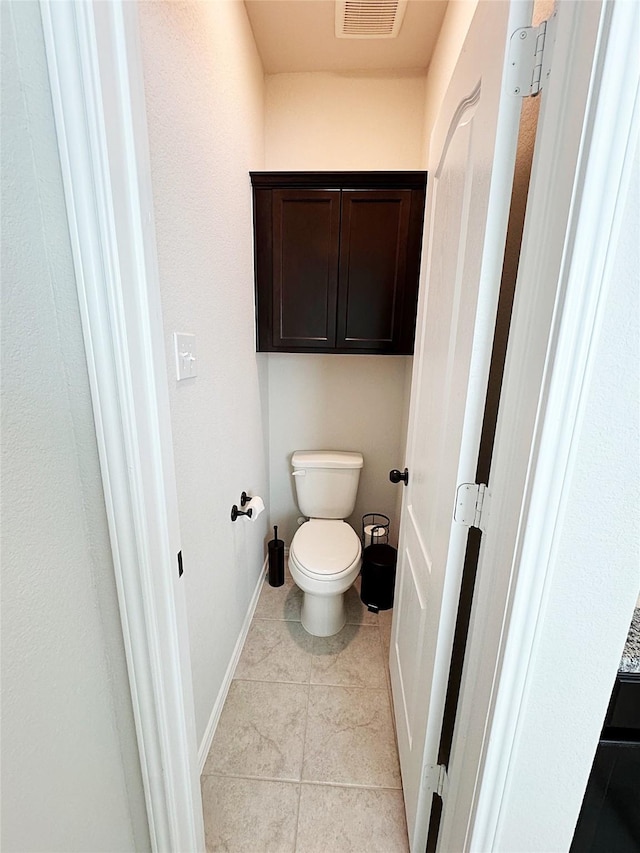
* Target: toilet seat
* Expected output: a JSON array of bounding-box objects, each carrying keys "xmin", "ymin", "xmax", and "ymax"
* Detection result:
[{"xmin": 290, "ymin": 520, "xmax": 361, "ymax": 578}]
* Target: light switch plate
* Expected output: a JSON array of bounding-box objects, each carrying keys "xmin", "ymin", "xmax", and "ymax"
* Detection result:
[{"xmin": 173, "ymin": 333, "xmax": 197, "ymax": 380}]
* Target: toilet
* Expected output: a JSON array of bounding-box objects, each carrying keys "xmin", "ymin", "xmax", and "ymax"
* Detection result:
[{"xmin": 289, "ymin": 450, "xmax": 363, "ymax": 637}]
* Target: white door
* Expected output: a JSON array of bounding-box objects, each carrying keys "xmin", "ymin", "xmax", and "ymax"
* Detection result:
[{"xmin": 389, "ymin": 2, "xmax": 533, "ymax": 849}]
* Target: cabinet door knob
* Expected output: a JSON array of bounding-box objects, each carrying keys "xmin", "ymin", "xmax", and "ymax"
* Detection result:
[{"xmin": 389, "ymin": 468, "xmax": 409, "ymax": 486}]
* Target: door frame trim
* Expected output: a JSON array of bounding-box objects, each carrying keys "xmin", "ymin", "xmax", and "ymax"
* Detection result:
[
  {"xmin": 439, "ymin": 1, "xmax": 639, "ymax": 849},
  {"xmin": 40, "ymin": 2, "xmax": 205, "ymax": 849}
]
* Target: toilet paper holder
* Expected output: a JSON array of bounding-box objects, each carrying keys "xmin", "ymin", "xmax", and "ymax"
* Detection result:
[
  {"xmin": 231, "ymin": 491, "xmax": 254, "ymax": 521},
  {"xmin": 231, "ymin": 491, "xmax": 265, "ymax": 522},
  {"xmin": 231, "ymin": 504, "xmax": 253, "ymax": 522}
]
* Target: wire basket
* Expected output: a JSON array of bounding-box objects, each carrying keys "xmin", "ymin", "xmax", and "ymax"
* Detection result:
[{"xmin": 361, "ymin": 513, "xmax": 390, "ymax": 548}]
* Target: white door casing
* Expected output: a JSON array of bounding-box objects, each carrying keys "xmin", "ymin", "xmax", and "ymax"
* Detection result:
[
  {"xmin": 40, "ymin": 2, "xmax": 205, "ymax": 849},
  {"xmin": 389, "ymin": 2, "xmax": 533, "ymax": 849}
]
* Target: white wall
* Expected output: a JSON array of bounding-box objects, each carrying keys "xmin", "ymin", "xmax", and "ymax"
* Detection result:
[
  {"xmin": 495, "ymin": 147, "xmax": 640, "ymax": 852},
  {"xmin": 421, "ymin": 0, "xmax": 478, "ymax": 166},
  {"xmin": 265, "ymin": 70, "xmax": 426, "ymax": 544},
  {"xmin": 138, "ymin": 0, "xmax": 269, "ymax": 747},
  {"xmin": 0, "ymin": 3, "xmax": 149, "ymax": 849}
]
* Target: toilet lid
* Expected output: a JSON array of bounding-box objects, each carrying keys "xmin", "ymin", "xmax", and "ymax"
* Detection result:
[{"xmin": 291, "ymin": 521, "xmax": 361, "ymax": 576}]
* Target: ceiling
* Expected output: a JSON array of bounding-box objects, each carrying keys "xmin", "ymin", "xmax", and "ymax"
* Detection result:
[{"xmin": 244, "ymin": 0, "xmax": 448, "ymax": 75}]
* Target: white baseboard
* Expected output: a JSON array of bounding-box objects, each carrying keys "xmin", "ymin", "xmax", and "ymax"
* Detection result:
[{"xmin": 197, "ymin": 558, "xmax": 266, "ymax": 773}]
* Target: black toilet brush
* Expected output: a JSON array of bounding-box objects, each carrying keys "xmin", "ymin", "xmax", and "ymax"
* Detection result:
[{"xmin": 268, "ymin": 525, "xmax": 285, "ymax": 587}]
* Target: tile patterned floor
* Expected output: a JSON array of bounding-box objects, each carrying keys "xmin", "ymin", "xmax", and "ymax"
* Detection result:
[{"xmin": 201, "ymin": 567, "xmax": 407, "ymax": 853}]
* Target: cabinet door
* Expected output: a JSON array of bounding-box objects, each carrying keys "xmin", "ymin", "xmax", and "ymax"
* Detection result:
[
  {"xmin": 336, "ymin": 190, "xmax": 411, "ymax": 352},
  {"xmin": 272, "ymin": 189, "xmax": 340, "ymax": 350}
]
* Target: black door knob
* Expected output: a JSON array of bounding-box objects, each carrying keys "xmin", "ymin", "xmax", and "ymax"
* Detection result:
[{"xmin": 389, "ymin": 468, "xmax": 409, "ymax": 486}]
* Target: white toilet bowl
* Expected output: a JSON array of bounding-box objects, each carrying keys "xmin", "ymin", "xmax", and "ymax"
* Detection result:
[{"xmin": 289, "ymin": 519, "xmax": 362, "ymax": 637}]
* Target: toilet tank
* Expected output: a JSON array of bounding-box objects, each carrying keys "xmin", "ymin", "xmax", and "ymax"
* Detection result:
[{"xmin": 292, "ymin": 451, "xmax": 363, "ymax": 519}]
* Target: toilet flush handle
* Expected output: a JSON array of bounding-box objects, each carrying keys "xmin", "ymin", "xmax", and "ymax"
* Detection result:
[
  {"xmin": 389, "ymin": 468, "xmax": 409, "ymax": 486},
  {"xmin": 292, "ymin": 470, "xmax": 306, "ymax": 476}
]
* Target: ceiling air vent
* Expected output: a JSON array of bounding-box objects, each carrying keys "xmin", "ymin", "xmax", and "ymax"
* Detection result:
[{"xmin": 335, "ymin": 0, "xmax": 409, "ymax": 39}]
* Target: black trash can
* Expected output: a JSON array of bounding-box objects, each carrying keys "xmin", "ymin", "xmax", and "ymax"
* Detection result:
[{"xmin": 360, "ymin": 543, "xmax": 397, "ymax": 613}]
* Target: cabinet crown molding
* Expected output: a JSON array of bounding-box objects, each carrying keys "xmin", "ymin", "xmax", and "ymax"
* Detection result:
[{"xmin": 250, "ymin": 171, "xmax": 427, "ymax": 190}]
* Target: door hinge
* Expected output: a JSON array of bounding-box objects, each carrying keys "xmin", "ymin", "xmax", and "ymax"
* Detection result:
[
  {"xmin": 454, "ymin": 483, "xmax": 490, "ymax": 532},
  {"xmin": 506, "ymin": 11, "xmax": 556, "ymax": 97},
  {"xmin": 423, "ymin": 763, "xmax": 449, "ymax": 801}
]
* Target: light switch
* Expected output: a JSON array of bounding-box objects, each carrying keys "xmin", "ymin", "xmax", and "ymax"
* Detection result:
[{"xmin": 173, "ymin": 333, "xmax": 197, "ymax": 381}]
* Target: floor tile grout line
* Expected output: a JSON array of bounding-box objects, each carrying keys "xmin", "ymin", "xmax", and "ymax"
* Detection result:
[
  {"xmin": 231, "ymin": 676, "xmax": 393, "ymax": 692},
  {"xmin": 201, "ymin": 771, "xmax": 301, "ymax": 784},
  {"xmin": 292, "ymin": 773, "xmax": 303, "ymax": 852},
  {"xmin": 298, "ymin": 778, "xmax": 403, "ymax": 792},
  {"xmin": 254, "ymin": 603, "xmax": 375, "ymax": 636},
  {"xmin": 202, "ymin": 770, "xmax": 404, "ymax": 793},
  {"xmin": 300, "ymin": 779, "xmax": 403, "ymax": 792},
  {"xmin": 252, "ymin": 617, "xmax": 302, "ymax": 622},
  {"xmin": 295, "ymin": 680, "xmax": 313, "ymax": 850}
]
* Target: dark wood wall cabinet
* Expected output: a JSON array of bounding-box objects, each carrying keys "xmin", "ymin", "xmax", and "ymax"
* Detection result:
[{"xmin": 251, "ymin": 172, "xmax": 427, "ymax": 354}]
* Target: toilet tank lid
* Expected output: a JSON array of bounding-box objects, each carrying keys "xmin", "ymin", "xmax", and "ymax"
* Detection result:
[{"xmin": 292, "ymin": 451, "xmax": 363, "ymax": 470}]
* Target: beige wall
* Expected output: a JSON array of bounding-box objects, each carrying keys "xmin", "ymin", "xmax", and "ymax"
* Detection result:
[
  {"xmin": 1, "ymin": 3, "xmax": 149, "ymax": 849},
  {"xmin": 265, "ymin": 70, "xmax": 427, "ymax": 544},
  {"xmin": 139, "ymin": 0, "xmax": 269, "ymax": 746},
  {"xmin": 266, "ymin": 70, "xmax": 427, "ymax": 171}
]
